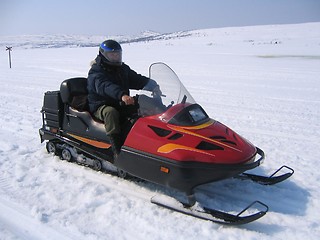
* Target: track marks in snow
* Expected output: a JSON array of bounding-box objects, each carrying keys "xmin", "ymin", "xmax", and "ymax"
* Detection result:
[{"xmin": 0, "ymin": 197, "xmax": 79, "ymax": 240}]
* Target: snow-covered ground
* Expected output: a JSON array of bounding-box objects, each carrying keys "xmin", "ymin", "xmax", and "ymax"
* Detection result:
[{"xmin": 0, "ymin": 22, "xmax": 320, "ymax": 239}]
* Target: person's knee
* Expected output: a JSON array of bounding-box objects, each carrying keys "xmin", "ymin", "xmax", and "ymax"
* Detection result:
[
  {"xmin": 103, "ymin": 107, "xmax": 120, "ymax": 122},
  {"xmin": 101, "ymin": 106, "xmax": 120, "ymax": 135}
]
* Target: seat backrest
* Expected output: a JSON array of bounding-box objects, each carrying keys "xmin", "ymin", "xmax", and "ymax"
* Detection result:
[{"xmin": 60, "ymin": 77, "xmax": 88, "ymax": 111}]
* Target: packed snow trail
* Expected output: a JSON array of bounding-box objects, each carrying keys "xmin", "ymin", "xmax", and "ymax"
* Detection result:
[{"xmin": 0, "ymin": 197, "xmax": 78, "ymax": 240}]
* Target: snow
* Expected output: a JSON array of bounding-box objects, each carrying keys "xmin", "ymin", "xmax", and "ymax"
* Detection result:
[{"xmin": 1, "ymin": 22, "xmax": 320, "ymax": 239}]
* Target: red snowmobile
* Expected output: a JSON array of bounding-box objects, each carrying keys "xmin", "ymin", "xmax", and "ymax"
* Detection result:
[{"xmin": 39, "ymin": 62, "xmax": 293, "ymax": 225}]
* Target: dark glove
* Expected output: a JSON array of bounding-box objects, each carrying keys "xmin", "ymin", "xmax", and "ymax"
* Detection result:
[{"xmin": 152, "ymin": 85, "xmax": 163, "ymax": 98}]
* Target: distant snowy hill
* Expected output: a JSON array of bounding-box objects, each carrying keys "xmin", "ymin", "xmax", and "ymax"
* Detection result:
[
  {"xmin": 1, "ymin": 22, "xmax": 319, "ymax": 51},
  {"xmin": 0, "ymin": 30, "xmax": 189, "ymax": 49},
  {"xmin": 0, "ymin": 31, "xmax": 156, "ymax": 49}
]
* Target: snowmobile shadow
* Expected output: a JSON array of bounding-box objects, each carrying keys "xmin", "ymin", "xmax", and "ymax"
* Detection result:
[
  {"xmin": 136, "ymin": 170, "xmax": 308, "ymax": 216},
  {"xmin": 133, "ymin": 170, "xmax": 307, "ymax": 228},
  {"xmin": 236, "ymin": 221, "xmax": 284, "ymax": 234},
  {"xmin": 196, "ymin": 179, "xmax": 308, "ymax": 232},
  {"xmin": 195, "ymin": 176, "xmax": 309, "ymax": 217}
]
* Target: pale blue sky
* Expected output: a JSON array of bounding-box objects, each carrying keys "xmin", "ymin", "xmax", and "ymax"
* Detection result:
[{"xmin": 1, "ymin": 0, "xmax": 319, "ymax": 36}]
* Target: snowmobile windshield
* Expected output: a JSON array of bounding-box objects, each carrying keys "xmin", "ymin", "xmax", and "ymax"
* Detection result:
[
  {"xmin": 136, "ymin": 62, "xmax": 197, "ymax": 118},
  {"xmin": 149, "ymin": 62, "xmax": 195, "ymax": 106},
  {"xmin": 167, "ymin": 103, "xmax": 209, "ymax": 126}
]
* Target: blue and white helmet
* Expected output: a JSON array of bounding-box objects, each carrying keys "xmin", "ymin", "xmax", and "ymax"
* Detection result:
[{"xmin": 99, "ymin": 40, "xmax": 122, "ymax": 66}]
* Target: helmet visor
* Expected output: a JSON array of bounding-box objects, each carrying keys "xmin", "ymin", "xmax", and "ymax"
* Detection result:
[{"xmin": 102, "ymin": 50, "xmax": 122, "ymax": 64}]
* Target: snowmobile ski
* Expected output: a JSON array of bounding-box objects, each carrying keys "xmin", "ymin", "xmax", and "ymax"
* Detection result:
[
  {"xmin": 151, "ymin": 195, "xmax": 268, "ymax": 225},
  {"xmin": 236, "ymin": 165, "xmax": 294, "ymax": 185}
]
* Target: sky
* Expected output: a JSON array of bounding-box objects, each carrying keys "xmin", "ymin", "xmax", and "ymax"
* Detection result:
[{"xmin": 0, "ymin": 0, "xmax": 320, "ymax": 36}]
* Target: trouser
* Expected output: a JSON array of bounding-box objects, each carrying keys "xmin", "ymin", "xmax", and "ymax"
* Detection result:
[
  {"xmin": 94, "ymin": 104, "xmax": 138, "ymax": 136},
  {"xmin": 94, "ymin": 105, "xmax": 138, "ymax": 156},
  {"xmin": 94, "ymin": 105, "xmax": 122, "ymax": 156},
  {"xmin": 94, "ymin": 105, "xmax": 120, "ymax": 135}
]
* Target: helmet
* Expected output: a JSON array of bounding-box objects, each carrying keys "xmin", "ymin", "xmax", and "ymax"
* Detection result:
[{"xmin": 99, "ymin": 40, "xmax": 122, "ymax": 66}]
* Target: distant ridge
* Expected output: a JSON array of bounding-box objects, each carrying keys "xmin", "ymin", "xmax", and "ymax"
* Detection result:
[{"xmin": 1, "ymin": 22, "xmax": 319, "ymax": 50}]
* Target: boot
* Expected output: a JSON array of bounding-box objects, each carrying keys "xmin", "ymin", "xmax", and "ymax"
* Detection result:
[{"xmin": 109, "ymin": 134, "xmax": 122, "ymax": 159}]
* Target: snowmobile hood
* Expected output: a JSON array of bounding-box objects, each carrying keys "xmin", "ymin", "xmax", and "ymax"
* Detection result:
[
  {"xmin": 125, "ymin": 112, "xmax": 257, "ymax": 164},
  {"xmin": 162, "ymin": 119, "xmax": 257, "ymax": 164}
]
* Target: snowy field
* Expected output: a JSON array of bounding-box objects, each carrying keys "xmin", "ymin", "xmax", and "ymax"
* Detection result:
[{"xmin": 0, "ymin": 22, "xmax": 320, "ymax": 239}]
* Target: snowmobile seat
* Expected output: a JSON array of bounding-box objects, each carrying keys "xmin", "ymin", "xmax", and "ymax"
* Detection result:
[
  {"xmin": 60, "ymin": 77, "xmax": 89, "ymax": 111},
  {"xmin": 60, "ymin": 78, "xmax": 108, "ymax": 142}
]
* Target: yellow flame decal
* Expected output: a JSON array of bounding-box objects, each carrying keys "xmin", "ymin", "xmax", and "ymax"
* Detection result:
[
  {"xmin": 167, "ymin": 120, "xmax": 242, "ymax": 152},
  {"xmin": 67, "ymin": 133, "xmax": 111, "ymax": 149},
  {"xmin": 158, "ymin": 143, "xmax": 215, "ymax": 156},
  {"xmin": 175, "ymin": 119, "xmax": 215, "ymax": 130}
]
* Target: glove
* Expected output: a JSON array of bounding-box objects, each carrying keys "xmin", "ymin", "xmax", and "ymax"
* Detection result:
[{"xmin": 152, "ymin": 85, "xmax": 163, "ymax": 98}]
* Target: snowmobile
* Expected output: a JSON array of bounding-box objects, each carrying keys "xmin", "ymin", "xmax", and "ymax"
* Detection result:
[{"xmin": 39, "ymin": 62, "xmax": 294, "ymax": 225}]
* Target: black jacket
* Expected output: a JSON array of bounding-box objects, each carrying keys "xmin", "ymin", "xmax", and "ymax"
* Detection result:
[{"xmin": 87, "ymin": 56, "xmax": 150, "ymax": 113}]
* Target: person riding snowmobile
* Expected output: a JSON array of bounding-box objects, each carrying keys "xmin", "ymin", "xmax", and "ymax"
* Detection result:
[{"xmin": 87, "ymin": 39, "xmax": 159, "ymax": 158}]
